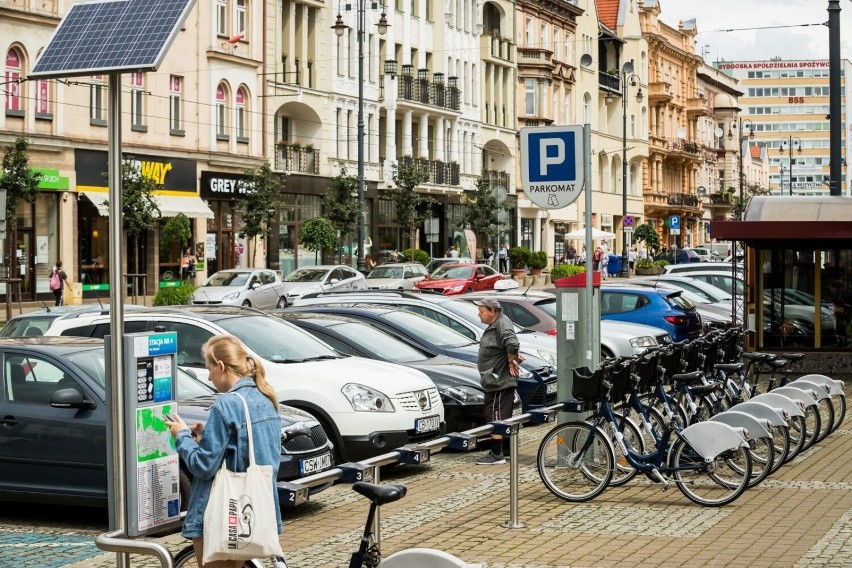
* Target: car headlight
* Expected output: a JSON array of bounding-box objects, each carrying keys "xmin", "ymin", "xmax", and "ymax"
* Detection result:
[
  {"xmin": 446, "ymin": 284, "xmax": 466, "ymax": 293},
  {"xmin": 440, "ymin": 386, "xmax": 485, "ymax": 404},
  {"xmin": 341, "ymin": 383, "xmax": 395, "ymax": 412},
  {"xmin": 629, "ymin": 336, "xmax": 656, "ymax": 348},
  {"xmin": 221, "ymin": 291, "xmax": 241, "ymax": 302},
  {"xmin": 536, "ymin": 350, "xmax": 557, "ymax": 366},
  {"xmin": 518, "ymin": 367, "xmax": 533, "ymax": 379}
]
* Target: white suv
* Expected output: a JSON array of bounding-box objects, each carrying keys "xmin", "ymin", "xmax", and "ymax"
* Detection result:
[{"xmin": 34, "ymin": 306, "xmax": 444, "ymax": 462}]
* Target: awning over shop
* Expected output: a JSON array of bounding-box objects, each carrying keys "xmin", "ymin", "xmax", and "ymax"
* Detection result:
[
  {"xmin": 79, "ymin": 191, "xmax": 214, "ymax": 219},
  {"xmin": 154, "ymin": 195, "xmax": 215, "ymax": 219},
  {"xmin": 711, "ymin": 196, "xmax": 852, "ymax": 241}
]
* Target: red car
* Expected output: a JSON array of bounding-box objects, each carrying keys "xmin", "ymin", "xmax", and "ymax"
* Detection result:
[{"xmin": 415, "ymin": 263, "xmax": 503, "ymax": 295}]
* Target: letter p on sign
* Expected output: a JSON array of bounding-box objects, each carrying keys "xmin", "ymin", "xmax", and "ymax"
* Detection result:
[{"xmin": 539, "ymin": 138, "xmax": 565, "ymax": 177}]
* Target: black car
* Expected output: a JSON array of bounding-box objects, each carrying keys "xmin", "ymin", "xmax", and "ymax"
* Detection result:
[
  {"xmin": 278, "ymin": 312, "xmax": 520, "ymax": 432},
  {"xmin": 281, "ymin": 304, "xmax": 557, "ymax": 411},
  {"xmin": 0, "ymin": 337, "xmax": 333, "ymax": 508}
]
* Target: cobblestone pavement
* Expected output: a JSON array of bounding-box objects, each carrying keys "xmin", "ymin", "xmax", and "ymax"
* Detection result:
[{"xmin": 6, "ymin": 412, "xmax": 849, "ymax": 568}]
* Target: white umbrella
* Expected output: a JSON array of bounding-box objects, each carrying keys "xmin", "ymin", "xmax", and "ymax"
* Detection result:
[{"xmin": 564, "ymin": 227, "xmax": 616, "ymax": 240}]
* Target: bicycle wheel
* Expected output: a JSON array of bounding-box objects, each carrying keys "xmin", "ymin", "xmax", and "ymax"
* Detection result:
[
  {"xmin": 173, "ymin": 545, "xmax": 264, "ymax": 568},
  {"xmin": 537, "ymin": 422, "xmax": 614, "ymax": 502},
  {"xmin": 814, "ymin": 397, "xmax": 835, "ymax": 443},
  {"xmin": 783, "ymin": 415, "xmax": 807, "ymax": 464},
  {"xmin": 768, "ymin": 425, "xmax": 790, "ymax": 475},
  {"xmin": 597, "ymin": 413, "xmax": 646, "ymax": 487},
  {"xmin": 800, "ymin": 405, "xmax": 821, "ymax": 451},
  {"xmin": 830, "ymin": 394, "xmax": 846, "ymax": 433},
  {"xmin": 669, "ymin": 438, "xmax": 751, "ymax": 507},
  {"xmin": 744, "ymin": 437, "xmax": 774, "ymax": 488}
]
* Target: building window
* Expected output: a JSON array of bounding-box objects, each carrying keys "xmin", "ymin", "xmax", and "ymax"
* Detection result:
[
  {"xmin": 216, "ymin": 0, "xmax": 227, "ymax": 35},
  {"xmin": 216, "ymin": 83, "xmax": 229, "ymax": 139},
  {"xmin": 235, "ymin": 86, "xmax": 248, "ymax": 141},
  {"xmin": 521, "ymin": 218, "xmax": 534, "ymax": 250},
  {"xmin": 130, "ymin": 72, "xmax": 145, "ymax": 130},
  {"xmin": 90, "ymin": 75, "xmax": 106, "ymax": 125},
  {"xmin": 170, "ymin": 75, "xmax": 183, "ymax": 133},
  {"xmin": 5, "ymin": 48, "xmax": 23, "ymax": 114},
  {"xmin": 35, "ymin": 79, "xmax": 50, "ymax": 116},
  {"xmin": 525, "ymin": 79, "xmax": 536, "ymax": 116},
  {"xmin": 235, "ymin": 0, "xmax": 247, "ymax": 37},
  {"xmin": 525, "ymin": 18, "xmax": 533, "ymax": 46},
  {"xmin": 565, "ymin": 33, "xmax": 573, "ymax": 65}
]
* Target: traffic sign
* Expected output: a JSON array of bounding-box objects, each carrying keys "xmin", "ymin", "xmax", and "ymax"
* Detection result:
[
  {"xmin": 520, "ymin": 126, "xmax": 584, "ymax": 210},
  {"xmin": 623, "ymin": 215, "xmax": 635, "ymax": 228},
  {"xmin": 669, "ymin": 215, "xmax": 681, "ymax": 231},
  {"xmin": 670, "ymin": 229, "xmax": 681, "ymax": 236}
]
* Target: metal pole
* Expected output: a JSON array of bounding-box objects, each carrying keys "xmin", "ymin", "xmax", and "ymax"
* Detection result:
[
  {"xmin": 583, "ymin": 124, "xmax": 593, "ymax": 368},
  {"xmin": 356, "ymin": 0, "xmax": 366, "ymax": 272},
  {"xmin": 620, "ymin": 73, "xmax": 629, "ymax": 278},
  {"xmin": 107, "ymin": 73, "xmax": 128, "ymax": 568},
  {"xmin": 501, "ymin": 432, "xmax": 523, "ymax": 529},
  {"xmin": 788, "ymin": 136, "xmax": 793, "ymax": 196},
  {"xmin": 828, "ymin": 0, "xmax": 842, "ymax": 195},
  {"xmin": 738, "ymin": 120, "xmax": 744, "ymax": 221}
]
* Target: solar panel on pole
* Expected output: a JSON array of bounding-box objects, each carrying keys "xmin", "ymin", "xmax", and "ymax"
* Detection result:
[{"xmin": 30, "ymin": 0, "xmax": 195, "ymax": 79}]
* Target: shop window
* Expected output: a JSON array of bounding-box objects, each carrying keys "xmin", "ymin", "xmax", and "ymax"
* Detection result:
[
  {"xmin": 521, "ymin": 218, "xmax": 533, "ymax": 250},
  {"xmin": 761, "ymin": 249, "xmax": 819, "ymax": 350}
]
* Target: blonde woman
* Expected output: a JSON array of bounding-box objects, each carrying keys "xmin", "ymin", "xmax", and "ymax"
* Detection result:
[{"xmin": 165, "ymin": 336, "xmax": 282, "ymax": 567}]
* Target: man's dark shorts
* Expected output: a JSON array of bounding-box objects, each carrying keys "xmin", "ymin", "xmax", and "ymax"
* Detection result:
[{"xmin": 483, "ymin": 387, "xmax": 515, "ymax": 423}]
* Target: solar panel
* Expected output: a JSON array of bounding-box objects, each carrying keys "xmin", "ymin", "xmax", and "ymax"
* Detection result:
[{"xmin": 30, "ymin": 0, "xmax": 195, "ymax": 79}]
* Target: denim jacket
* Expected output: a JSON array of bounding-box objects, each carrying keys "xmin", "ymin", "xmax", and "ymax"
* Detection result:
[{"xmin": 175, "ymin": 378, "xmax": 283, "ymax": 538}]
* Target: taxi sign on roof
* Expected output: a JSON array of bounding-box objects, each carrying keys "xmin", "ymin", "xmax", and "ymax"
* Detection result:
[{"xmin": 520, "ymin": 126, "xmax": 585, "ymax": 210}]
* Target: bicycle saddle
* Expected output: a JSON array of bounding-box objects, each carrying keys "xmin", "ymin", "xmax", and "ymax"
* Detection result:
[
  {"xmin": 715, "ymin": 362, "xmax": 745, "ymax": 373},
  {"xmin": 767, "ymin": 358, "xmax": 789, "ymax": 369},
  {"xmin": 671, "ymin": 371, "xmax": 704, "ymax": 384},
  {"xmin": 353, "ymin": 481, "xmax": 407, "ymax": 505},
  {"xmin": 741, "ymin": 352, "xmax": 772, "ymax": 362},
  {"xmin": 781, "ymin": 352, "xmax": 805, "ymax": 362}
]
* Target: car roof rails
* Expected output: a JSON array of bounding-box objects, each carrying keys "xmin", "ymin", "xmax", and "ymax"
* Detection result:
[{"xmin": 299, "ymin": 290, "xmax": 424, "ymax": 301}]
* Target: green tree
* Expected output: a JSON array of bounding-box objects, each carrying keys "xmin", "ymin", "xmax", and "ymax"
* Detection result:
[
  {"xmin": 239, "ymin": 161, "xmax": 282, "ymax": 267},
  {"xmin": 0, "ymin": 137, "xmax": 41, "ymax": 288},
  {"xmin": 631, "ymin": 222, "xmax": 661, "ymax": 255},
  {"xmin": 389, "ymin": 159, "xmax": 434, "ymax": 249},
  {"xmin": 460, "ymin": 175, "xmax": 510, "ymax": 250},
  {"xmin": 300, "ymin": 217, "xmax": 337, "ymax": 263},
  {"xmin": 160, "ymin": 213, "xmax": 192, "ymax": 260},
  {"xmin": 732, "ymin": 183, "xmax": 771, "ymax": 220},
  {"xmin": 324, "ymin": 167, "xmax": 360, "ymax": 263}
]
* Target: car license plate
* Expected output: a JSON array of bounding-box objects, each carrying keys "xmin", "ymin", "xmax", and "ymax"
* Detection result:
[
  {"xmin": 415, "ymin": 415, "xmax": 440, "ymax": 434},
  {"xmin": 511, "ymin": 405, "xmax": 522, "ymax": 417},
  {"xmin": 546, "ymin": 381, "xmax": 558, "ymax": 395},
  {"xmin": 299, "ymin": 452, "xmax": 332, "ymax": 476}
]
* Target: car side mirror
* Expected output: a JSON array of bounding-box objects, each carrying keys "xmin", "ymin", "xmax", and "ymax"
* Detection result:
[
  {"xmin": 50, "ymin": 388, "xmax": 93, "ymax": 410},
  {"xmin": 474, "ymin": 273, "xmax": 483, "ymax": 280},
  {"xmin": 251, "ymin": 282, "xmax": 261, "ymax": 289},
  {"xmin": 329, "ymin": 278, "xmax": 340, "ymax": 284}
]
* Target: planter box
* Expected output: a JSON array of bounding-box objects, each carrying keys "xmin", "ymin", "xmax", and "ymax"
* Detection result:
[{"xmin": 635, "ymin": 266, "xmax": 662, "ymax": 275}]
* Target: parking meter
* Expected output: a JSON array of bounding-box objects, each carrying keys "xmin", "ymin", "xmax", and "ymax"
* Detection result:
[
  {"xmin": 555, "ymin": 271, "xmax": 601, "ymax": 421},
  {"xmin": 107, "ymin": 331, "xmax": 181, "ymax": 537}
]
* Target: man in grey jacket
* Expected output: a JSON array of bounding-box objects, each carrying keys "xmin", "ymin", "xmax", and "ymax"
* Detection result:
[{"xmin": 474, "ymin": 298, "xmax": 524, "ymax": 465}]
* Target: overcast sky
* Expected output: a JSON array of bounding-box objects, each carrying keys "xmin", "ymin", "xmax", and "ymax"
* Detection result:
[{"xmin": 656, "ymin": 0, "xmax": 852, "ymax": 63}]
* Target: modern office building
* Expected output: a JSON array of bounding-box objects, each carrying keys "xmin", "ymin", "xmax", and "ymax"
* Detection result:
[{"xmin": 717, "ymin": 58, "xmax": 852, "ymax": 196}]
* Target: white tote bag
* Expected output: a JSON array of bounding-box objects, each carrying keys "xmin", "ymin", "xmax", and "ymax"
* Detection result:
[{"xmin": 203, "ymin": 393, "xmax": 284, "ymax": 564}]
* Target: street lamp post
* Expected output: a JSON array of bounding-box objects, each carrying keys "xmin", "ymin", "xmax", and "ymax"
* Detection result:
[
  {"xmin": 614, "ymin": 62, "xmax": 643, "ymax": 278},
  {"xmin": 779, "ymin": 136, "xmax": 802, "ymax": 196},
  {"xmin": 728, "ymin": 118, "xmax": 754, "ymax": 220},
  {"xmin": 332, "ymin": 4, "xmax": 388, "ymax": 273}
]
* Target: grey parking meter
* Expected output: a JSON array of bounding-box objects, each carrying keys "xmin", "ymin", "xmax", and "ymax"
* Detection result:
[
  {"xmin": 107, "ymin": 331, "xmax": 181, "ymax": 538},
  {"xmin": 555, "ymin": 272, "xmax": 601, "ymax": 420}
]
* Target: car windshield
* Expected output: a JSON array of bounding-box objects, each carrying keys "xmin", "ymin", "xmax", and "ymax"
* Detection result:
[
  {"xmin": 218, "ymin": 315, "xmax": 342, "ymax": 362},
  {"xmin": 381, "ymin": 311, "xmax": 473, "ymax": 348},
  {"xmin": 368, "ymin": 267, "xmax": 403, "ymax": 279},
  {"xmin": 536, "ymin": 299, "xmax": 557, "ymax": 318},
  {"xmin": 430, "ymin": 266, "xmax": 474, "ymax": 279},
  {"xmin": 435, "ymin": 299, "xmax": 525, "ymax": 333},
  {"xmin": 284, "ymin": 268, "xmax": 327, "ymax": 283},
  {"xmin": 204, "ymin": 272, "xmax": 250, "ymax": 287},
  {"xmin": 334, "ymin": 322, "xmax": 428, "ymax": 363}
]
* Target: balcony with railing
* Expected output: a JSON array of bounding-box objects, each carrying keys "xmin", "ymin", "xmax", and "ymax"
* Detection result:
[
  {"xmin": 666, "ymin": 192, "xmax": 701, "ymax": 209},
  {"xmin": 647, "ymin": 81, "xmax": 673, "ymax": 105},
  {"xmin": 481, "ymin": 169, "xmax": 511, "ymax": 190},
  {"xmin": 398, "ymin": 156, "xmax": 460, "ymax": 186},
  {"xmin": 517, "ymin": 47, "xmax": 554, "ymax": 71},
  {"xmin": 481, "ymin": 33, "xmax": 514, "ymax": 64},
  {"xmin": 275, "ymin": 144, "xmax": 320, "ymax": 175},
  {"xmin": 598, "ymin": 70, "xmax": 621, "ymax": 94},
  {"xmin": 397, "ymin": 73, "xmax": 461, "ymax": 111},
  {"xmin": 686, "ymin": 96, "xmax": 708, "ymax": 117}
]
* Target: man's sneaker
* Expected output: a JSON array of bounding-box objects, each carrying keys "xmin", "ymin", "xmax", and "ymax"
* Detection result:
[{"xmin": 476, "ymin": 452, "xmax": 506, "ymax": 465}]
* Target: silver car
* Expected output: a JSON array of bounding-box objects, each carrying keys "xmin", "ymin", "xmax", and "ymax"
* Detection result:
[
  {"xmin": 282, "ymin": 265, "xmax": 366, "ymax": 305},
  {"xmin": 189, "ymin": 269, "xmax": 287, "ymax": 309},
  {"xmin": 366, "ymin": 263, "xmax": 428, "ymax": 290}
]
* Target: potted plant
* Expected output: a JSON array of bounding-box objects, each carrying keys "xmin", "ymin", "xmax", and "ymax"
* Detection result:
[
  {"xmin": 635, "ymin": 258, "xmax": 661, "ymax": 275},
  {"xmin": 508, "ymin": 246, "xmax": 530, "ymax": 277},
  {"xmin": 528, "ymin": 251, "xmax": 548, "ymax": 276}
]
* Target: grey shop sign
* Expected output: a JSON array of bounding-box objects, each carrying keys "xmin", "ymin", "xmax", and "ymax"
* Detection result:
[{"xmin": 199, "ymin": 171, "xmax": 253, "ymax": 199}]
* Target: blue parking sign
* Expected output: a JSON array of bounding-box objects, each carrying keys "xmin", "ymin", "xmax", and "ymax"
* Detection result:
[
  {"xmin": 520, "ymin": 126, "xmax": 585, "ymax": 210},
  {"xmin": 669, "ymin": 215, "xmax": 681, "ymax": 230}
]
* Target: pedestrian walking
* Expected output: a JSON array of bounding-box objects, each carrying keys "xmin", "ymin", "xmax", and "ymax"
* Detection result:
[
  {"xmin": 180, "ymin": 247, "xmax": 197, "ymax": 281},
  {"xmin": 448, "ymin": 245, "xmax": 459, "ymax": 258},
  {"xmin": 498, "ymin": 243, "xmax": 509, "ymax": 273},
  {"xmin": 484, "ymin": 246, "xmax": 495, "ymax": 267},
  {"xmin": 164, "ymin": 335, "xmax": 283, "ymax": 567},
  {"xmin": 628, "ymin": 248, "xmax": 637, "ymax": 274},
  {"xmin": 473, "ymin": 298, "xmax": 524, "ymax": 465},
  {"xmin": 564, "ymin": 244, "xmax": 577, "ymax": 265},
  {"xmin": 640, "ymin": 244, "xmax": 648, "ymax": 260},
  {"xmin": 49, "ymin": 261, "xmax": 69, "ymax": 306}
]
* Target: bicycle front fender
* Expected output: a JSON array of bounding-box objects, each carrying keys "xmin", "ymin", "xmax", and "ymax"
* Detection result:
[
  {"xmin": 710, "ymin": 410, "xmax": 772, "ymax": 439},
  {"xmin": 675, "ymin": 422, "xmax": 748, "ymax": 461},
  {"xmin": 795, "ymin": 374, "xmax": 845, "ymax": 396},
  {"xmin": 382, "ymin": 548, "xmax": 484, "ymax": 568},
  {"xmin": 750, "ymin": 393, "xmax": 806, "ymax": 419},
  {"xmin": 773, "ymin": 386, "xmax": 821, "ymax": 406},
  {"xmin": 730, "ymin": 401, "xmax": 788, "ymax": 427}
]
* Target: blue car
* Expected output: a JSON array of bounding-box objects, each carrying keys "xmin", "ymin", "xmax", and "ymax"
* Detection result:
[{"xmin": 600, "ymin": 286, "xmax": 702, "ymax": 342}]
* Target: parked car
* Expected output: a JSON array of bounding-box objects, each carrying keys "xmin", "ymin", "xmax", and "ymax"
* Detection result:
[
  {"xmin": 415, "ymin": 263, "xmax": 503, "ymax": 295},
  {"xmin": 365, "ymin": 263, "xmax": 428, "ymax": 290},
  {"xmin": 189, "ymin": 269, "xmax": 287, "ymax": 309},
  {"xmin": 39, "ymin": 307, "xmax": 444, "ymax": 463},
  {"xmin": 691, "ymin": 247, "xmax": 721, "ymax": 262},
  {"xmin": 655, "ymin": 248, "xmax": 701, "ymax": 264},
  {"xmin": 604, "ymin": 280, "xmax": 732, "ymax": 330},
  {"xmin": 679, "ymin": 270, "xmax": 745, "ymax": 296},
  {"xmin": 281, "ymin": 265, "xmax": 366, "ymax": 305},
  {"xmin": 632, "ymin": 275, "xmax": 733, "ymax": 305},
  {"xmin": 662, "ymin": 262, "xmax": 738, "ymax": 276},
  {"xmin": 424, "ymin": 257, "xmax": 473, "ymax": 274},
  {"xmin": 278, "ymin": 312, "xmax": 520, "ymax": 432},
  {"xmin": 283, "ymin": 304, "xmax": 557, "ymax": 411},
  {"xmin": 462, "ymin": 291, "xmax": 673, "ymax": 357},
  {"xmin": 0, "ymin": 337, "xmax": 334, "ymax": 507},
  {"xmin": 600, "ymin": 285, "xmax": 703, "ymax": 342}
]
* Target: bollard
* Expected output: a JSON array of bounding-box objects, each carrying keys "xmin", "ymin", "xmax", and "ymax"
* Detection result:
[{"xmin": 491, "ymin": 420, "xmax": 524, "ymax": 529}]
